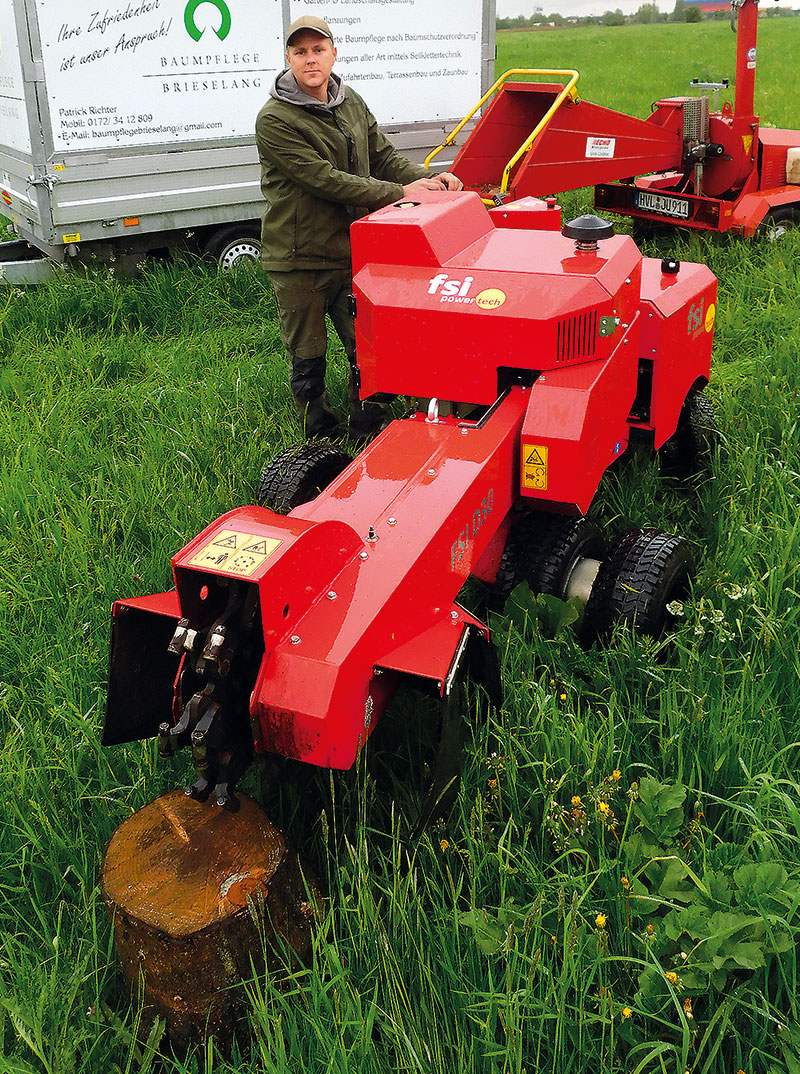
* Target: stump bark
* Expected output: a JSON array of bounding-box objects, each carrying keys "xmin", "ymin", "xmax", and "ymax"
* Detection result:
[{"xmin": 101, "ymin": 789, "xmax": 318, "ymax": 1047}]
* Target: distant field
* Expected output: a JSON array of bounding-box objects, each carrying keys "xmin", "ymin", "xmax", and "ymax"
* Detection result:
[
  {"xmin": 2, "ymin": 19, "xmax": 800, "ymax": 1074},
  {"xmin": 496, "ymin": 18, "xmax": 800, "ymax": 126}
]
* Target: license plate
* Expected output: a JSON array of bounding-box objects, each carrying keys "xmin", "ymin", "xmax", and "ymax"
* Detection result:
[{"xmin": 635, "ymin": 192, "xmax": 690, "ymax": 219}]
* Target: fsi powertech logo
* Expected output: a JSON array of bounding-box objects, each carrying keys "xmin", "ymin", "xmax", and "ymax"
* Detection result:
[{"xmin": 184, "ymin": 0, "xmax": 231, "ymax": 42}]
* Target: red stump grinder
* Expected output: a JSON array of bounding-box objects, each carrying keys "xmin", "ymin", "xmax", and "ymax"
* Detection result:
[{"xmin": 104, "ymin": 191, "xmax": 718, "ymax": 827}]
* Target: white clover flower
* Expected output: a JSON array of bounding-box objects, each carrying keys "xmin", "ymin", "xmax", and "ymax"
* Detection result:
[
  {"xmin": 722, "ymin": 583, "xmax": 748, "ymax": 600},
  {"xmin": 666, "ymin": 600, "xmax": 685, "ymax": 617}
]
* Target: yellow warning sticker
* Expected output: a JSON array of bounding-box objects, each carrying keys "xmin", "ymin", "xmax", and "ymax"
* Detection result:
[
  {"xmin": 522, "ymin": 444, "xmax": 548, "ymax": 490},
  {"xmin": 742, "ymin": 135, "xmax": 753, "ymax": 156},
  {"xmin": 189, "ymin": 529, "xmax": 281, "ymax": 578},
  {"xmin": 62, "ymin": 232, "xmax": 81, "ymax": 244}
]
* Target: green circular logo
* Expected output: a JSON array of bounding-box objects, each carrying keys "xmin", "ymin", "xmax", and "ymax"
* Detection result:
[{"xmin": 184, "ymin": 0, "xmax": 232, "ymax": 42}]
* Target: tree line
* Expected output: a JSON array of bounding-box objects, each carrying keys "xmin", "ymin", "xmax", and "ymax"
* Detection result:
[{"xmin": 497, "ymin": 2, "xmax": 798, "ymax": 27}]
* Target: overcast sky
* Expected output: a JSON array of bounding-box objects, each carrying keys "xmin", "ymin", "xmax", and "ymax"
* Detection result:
[{"xmin": 497, "ymin": 0, "xmax": 672, "ymax": 16}]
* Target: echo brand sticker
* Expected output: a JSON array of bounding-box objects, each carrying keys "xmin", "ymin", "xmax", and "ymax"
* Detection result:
[
  {"xmin": 475, "ymin": 288, "xmax": 506, "ymax": 310},
  {"xmin": 586, "ymin": 137, "xmax": 616, "ymax": 159}
]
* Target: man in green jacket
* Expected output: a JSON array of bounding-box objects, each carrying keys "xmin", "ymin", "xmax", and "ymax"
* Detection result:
[{"xmin": 256, "ymin": 14, "xmax": 462, "ymax": 438}]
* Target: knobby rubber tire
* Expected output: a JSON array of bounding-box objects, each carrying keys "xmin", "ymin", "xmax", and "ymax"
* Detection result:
[
  {"xmin": 660, "ymin": 389, "xmax": 720, "ymax": 477},
  {"xmin": 585, "ymin": 528, "xmax": 694, "ymax": 640},
  {"xmin": 257, "ymin": 441, "xmax": 353, "ymax": 514},
  {"xmin": 489, "ymin": 511, "xmax": 603, "ymax": 612}
]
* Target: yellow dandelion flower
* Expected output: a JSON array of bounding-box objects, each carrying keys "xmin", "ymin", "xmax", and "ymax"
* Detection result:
[
  {"xmin": 621, "ymin": 1006, "xmax": 632, "ymax": 1020},
  {"xmin": 665, "ymin": 971, "xmax": 679, "ymax": 985},
  {"xmin": 621, "ymin": 876, "xmax": 630, "ymax": 889},
  {"xmin": 439, "ymin": 839, "xmax": 450, "ymax": 852},
  {"xmin": 683, "ymin": 997, "xmax": 693, "ymax": 1020},
  {"xmin": 598, "ymin": 801, "xmax": 610, "ymax": 814},
  {"xmin": 571, "ymin": 795, "xmax": 582, "ymax": 807},
  {"xmin": 646, "ymin": 923, "xmax": 655, "ymax": 934},
  {"xmin": 488, "ymin": 778, "xmax": 497, "ymax": 790},
  {"xmin": 612, "ymin": 769, "xmax": 621, "ymax": 781},
  {"xmin": 595, "ymin": 913, "xmax": 607, "ymax": 929},
  {"xmin": 560, "ymin": 693, "xmax": 567, "ymax": 701}
]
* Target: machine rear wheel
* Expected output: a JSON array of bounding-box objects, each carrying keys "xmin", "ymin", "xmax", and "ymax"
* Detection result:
[
  {"xmin": 659, "ymin": 389, "xmax": 720, "ymax": 477},
  {"xmin": 489, "ymin": 511, "xmax": 604, "ymax": 612},
  {"xmin": 257, "ymin": 441, "xmax": 353, "ymax": 513},
  {"xmin": 584, "ymin": 528, "xmax": 694, "ymax": 640}
]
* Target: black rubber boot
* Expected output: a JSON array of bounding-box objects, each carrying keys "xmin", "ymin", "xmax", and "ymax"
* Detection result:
[
  {"xmin": 294, "ymin": 394, "xmax": 340, "ymax": 439},
  {"xmin": 291, "ymin": 354, "xmax": 340, "ymax": 438},
  {"xmin": 348, "ymin": 364, "xmax": 388, "ymax": 440}
]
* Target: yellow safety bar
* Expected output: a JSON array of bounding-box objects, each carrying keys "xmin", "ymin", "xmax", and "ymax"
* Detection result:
[{"xmin": 425, "ymin": 68, "xmax": 581, "ymax": 203}]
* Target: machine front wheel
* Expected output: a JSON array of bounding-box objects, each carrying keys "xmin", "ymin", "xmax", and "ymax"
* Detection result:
[
  {"xmin": 584, "ymin": 528, "xmax": 694, "ymax": 640},
  {"xmin": 489, "ymin": 511, "xmax": 604, "ymax": 612},
  {"xmin": 257, "ymin": 441, "xmax": 353, "ymax": 513}
]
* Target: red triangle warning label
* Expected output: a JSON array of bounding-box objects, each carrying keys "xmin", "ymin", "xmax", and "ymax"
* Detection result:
[{"xmin": 525, "ymin": 447, "xmax": 546, "ymax": 467}]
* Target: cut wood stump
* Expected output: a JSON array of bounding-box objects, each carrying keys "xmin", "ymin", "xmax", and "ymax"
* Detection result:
[{"xmin": 101, "ymin": 789, "xmax": 318, "ymax": 1047}]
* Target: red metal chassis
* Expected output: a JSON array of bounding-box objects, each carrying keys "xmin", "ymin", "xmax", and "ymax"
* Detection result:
[{"xmin": 105, "ymin": 193, "xmax": 716, "ymax": 772}]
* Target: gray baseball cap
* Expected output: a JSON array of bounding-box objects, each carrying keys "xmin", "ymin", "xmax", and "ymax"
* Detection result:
[{"xmin": 285, "ymin": 15, "xmax": 334, "ymax": 46}]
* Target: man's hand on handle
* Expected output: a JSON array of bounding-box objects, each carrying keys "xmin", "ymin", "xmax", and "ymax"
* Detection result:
[{"xmin": 402, "ymin": 172, "xmax": 463, "ymax": 197}]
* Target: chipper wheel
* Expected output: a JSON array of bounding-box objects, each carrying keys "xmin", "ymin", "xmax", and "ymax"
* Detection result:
[
  {"xmin": 584, "ymin": 528, "xmax": 694, "ymax": 640},
  {"xmin": 489, "ymin": 511, "xmax": 605, "ymax": 613},
  {"xmin": 659, "ymin": 390, "xmax": 721, "ymax": 478},
  {"xmin": 257, "ymin": 441, "xmax": 353, "ymax": 514},
  {"xmin": 757, "ymin": 205, "xmax": 800, "ymax": 243}
]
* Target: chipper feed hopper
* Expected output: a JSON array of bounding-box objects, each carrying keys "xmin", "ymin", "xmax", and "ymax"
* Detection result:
[
  {"xmin": 434, "ymin": 0, "xmax": 800, "ymax": 238},
  {"xmin": 104, "ymin": 191, "xmax": 717, "ymax": 822}
]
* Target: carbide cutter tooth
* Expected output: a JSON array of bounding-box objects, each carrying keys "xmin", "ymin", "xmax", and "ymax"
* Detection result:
[{"xmin": 167, "ymin": 618, "xmax": 190, "ymax": 654}]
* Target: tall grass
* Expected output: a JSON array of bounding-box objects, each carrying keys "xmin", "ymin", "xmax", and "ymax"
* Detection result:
[{"xmin": 1, "ymin": 19, "xmax": 800, "ymax": 1074}]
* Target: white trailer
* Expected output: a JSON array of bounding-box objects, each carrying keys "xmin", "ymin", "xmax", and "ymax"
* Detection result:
[{"xmin": 0, "ymin": 0, "xmax": 495, "ymax": 282}]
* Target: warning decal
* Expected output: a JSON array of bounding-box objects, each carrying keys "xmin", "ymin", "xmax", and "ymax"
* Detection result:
[
  {"xmin": 189, "ymin": 529, "xmax": 281, "ymax": 578},
  {"xmin": 522, "ymin": 444, "xmax": 549, "ymax": 491}
]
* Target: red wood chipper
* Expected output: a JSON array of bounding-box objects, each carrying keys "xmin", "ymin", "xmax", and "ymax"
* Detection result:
[
  {"xmin": 103, "ymin": 191, "xmax": 717, "ymax": 827},
  {"xmin": 431, "ymin": 0, "xmax": 800, "ymax": 238}
]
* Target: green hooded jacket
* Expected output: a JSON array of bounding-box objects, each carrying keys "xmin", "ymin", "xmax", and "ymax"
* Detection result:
[{"xmin": 256, "ymin": 71, "xmax": 429, "ymax": 271}]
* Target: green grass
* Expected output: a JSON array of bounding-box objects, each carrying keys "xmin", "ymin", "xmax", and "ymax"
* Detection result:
[
  {"xmin": 2, "ymin": 20, "xmax": 800, "ymax": 1074},
  {"xmin": 496, "ymin": 18, "xmax": 800, "ymax": 126}
]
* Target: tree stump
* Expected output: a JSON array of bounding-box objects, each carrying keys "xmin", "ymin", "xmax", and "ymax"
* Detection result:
[{"xmin": 101, "ymin": 790, "xmax": 318, "ymax": 1047}]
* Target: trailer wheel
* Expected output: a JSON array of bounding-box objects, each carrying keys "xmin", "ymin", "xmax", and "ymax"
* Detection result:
[
  {"xmin": 659, "ymin": 390, "xmax": 720, "ymax": 477},
  {"xmin": 757, "ymin": 206, "xmax": 800, "ymax": 243},
  {"xmin": 203, "ymin": 224, "xmax": 261, "ymax": 270},
  {"xmin": 584, "ymin": 528, "xmax": 694, "ymax": 640},
  {"xmin": 489, "ymin": 511, "xmax": 604, "ymax": 612},
  {"xmin": 257, "ymin": 441, "xmax": 353, "ymax": 514}
]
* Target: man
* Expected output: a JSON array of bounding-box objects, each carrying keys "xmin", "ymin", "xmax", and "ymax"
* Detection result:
[{"xmin": 256, "ymin": 14, "xmax": 462, "ymax": 438}]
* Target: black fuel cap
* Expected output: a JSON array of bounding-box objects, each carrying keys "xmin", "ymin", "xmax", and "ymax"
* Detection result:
[{"xmin": 562, "ymin": 214, "xmax": 615, "ymax": 243}]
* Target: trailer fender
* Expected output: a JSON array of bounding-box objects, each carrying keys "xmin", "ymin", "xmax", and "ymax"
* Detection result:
[{"xmin": 728, "ymin": 189, "xmax": 800, "ymax": 236}]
